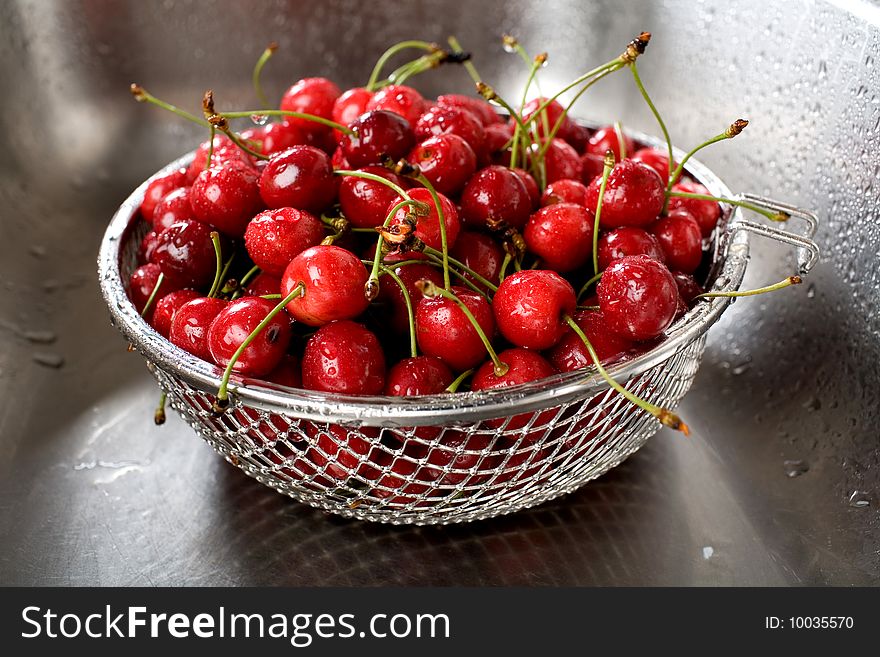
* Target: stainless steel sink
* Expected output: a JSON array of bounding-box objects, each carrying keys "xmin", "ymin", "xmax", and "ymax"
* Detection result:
[{"xmin": 0, "ymin": 0, "xmax": 877, "ymax": 585}]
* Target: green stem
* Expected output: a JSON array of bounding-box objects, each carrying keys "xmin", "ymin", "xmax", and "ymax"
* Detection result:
[
  {"xmin": 380, "ymin": 265, "xmax": 417, "ymax": 358},
  {"xmin": 231, "ymin": 265, "xmax": 261, "ymax": 300},
  {"xmin": 422, "ymin": 252, "xmax": 490, "ymax": 298},
  {"xmin": 592, "ymin": 152, "xmax": 615, "ymax": 276},
  {"xmin": 260, "ymin": 294, "xmax": 282, "ymax": 300},
  {"xmin": 207, "ymin": 232, "xmax": 224, "ymax": 298},
  {"xmin": 252, "ymin": 42, "xmax": 278, "ymax": 109},
  {"xmin": 220, "ymin": 109, "xmax": 353, "ymax": 135},
  {"xmin": 206, "ymin": 124, "xmax": 216, "ymax": 169},
  {"xmin": 154, "ymin": 392, "xmax": 167, "ymax": 426},
  {"xmin": 666, "ymin": 191, "xmax": 787, "ymax": 222},
  {"xmin": 448, "ymin": 36, "xmax": 481, "ymax": 84},
  {"xmin": 412, "ymin": 174, "xmax": 452, "ymax": 291},
  {"xmin": 498, "ymin": 252, "xmax": 512, "ymax": 283},
  {"xmin": 129, "ymin": 84, "xmax": 211, "ymax": 128},
  {"xmin": 140, "ymin": 272, "xmax": 165, "ymax": 318},
  {"xmin": 445, "ymin": 368, "xmax": 474, "ymax": 393},
  {"xmin": 367, "ymin": 40, "xmax": 436, "ymax": 91},
  {"xmin": 667, "ymin": 133, "xmax": 729, "ymax": 192},
  {"xmin": 422, "ymin": 246, "xmax": 498, "ymax": 292},
  {"xmin": 366, "ymin": 198, "xmax": 424, "ymax": 300},
  {"xmin": 696, "ymin": 276, "xmax": 802, "ymax": 299},
  {"xmin": 614, "ymin": 121, "xmax": 628, "ymax": 160},
  {"xmin": 333, "ymin": 169, "xmax": 411, "ymax": 199},
  {"xmin": 629, "ymin": 61, "xmax": 673, "ymax": 179},
  {"xmin": 577, "ymin": 272, "xmax": 603, "ymax": 301}
]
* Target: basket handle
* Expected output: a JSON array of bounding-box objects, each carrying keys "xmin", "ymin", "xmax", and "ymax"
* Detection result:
[{"xmin": 728, "ymin": 193, "xmax": 821, "ymax": 274}]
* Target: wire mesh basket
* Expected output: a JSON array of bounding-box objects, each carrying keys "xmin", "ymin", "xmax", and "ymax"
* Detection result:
[{"xmin": 98, "ymin": 127, "xmax": 820, "ymax": 525}]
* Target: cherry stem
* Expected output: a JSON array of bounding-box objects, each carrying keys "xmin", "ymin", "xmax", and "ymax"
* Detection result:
[
  {"xmin": 421, "ymin": 246, "xmax": 498, "ymax": 292},
  {"xmin": 696, "ymin": 275, "xmax": 802, "ymax": 299},
  {"xmin": 203, "ymin": 91, "xmax": 270, "ymax": 161},
  {"xmin": 592, "ymin": 150, "xmax": 616, "ymax": 276},
  {"xmin": 421, "ymin": 252, "xmax": 491, "ymax": 299},
  {"xmin": 666, "ymin": 119, "xmax": 749, "ymax": 192},
  {"xmin": 629, "ymin": 61, "xmax": 674, "ymax": 179},
  {"xmin": 388, "ymin": 49, "xmax": 451, "ymax": 86},
  {"xmin": 260, "ymin": 294, "xmax": 282, "ymax": 299},
  {"xmin": 666, "ymin": 190, "xmax": 787, "ymax": 222},
  {"xmin": 379, "ymin": 265, "xmax": 418, "ymax": 358},
  {"xmin": 412, "ymin": 173, "xmax": 452, "ymax": 291},
  {"xmin": 154, "ymin": 392, "xmax": 167, "ymax": 426},
  {"xmin": 252, "ymin": 41, "xmax": 278, "ymax": 109},
  {"xmin": 505, "ymin": 35, "xmax": 546, "ymax": 96},
  {"xmin": 220, "ymin": 109, "xmax": 353, "ymax": 135},
  {"xmin": 207, "ymin": 231, "xmax": 224, "ymax": 298},
  {"xmin": 448, "ymin": 36, "xmax": 482, "ymax": 84},
  {"xmin": 577, "ymin": 271, "xmax": 603, "ymax": 301},
  {"xmin": 333, "ymin": 169, "xmax": 411, "ymax": 199},
  {"xmin": 140, "ymin": 272, "xmax": 165, "ymax": 318},
  {"xmin": 129, "ymin": 84, "xmax": 211, "ymax": 128},
  {"xmin": 613, "ymin": 121, "xmax": 628, "ymax": 159},
  {"xmin": 564, "ymin": 315, "xmax": 690, "ymax": 435},
  {"xmin": 367, "ymin": 40, "xmax": 437, "ymax": 91},
  {"xmin": 478, "ymin": 83, "xmax": 533, "ymax": 171},
  {"xmin": 419, "ymin": 281, "xmax": 508, "ymax": 377},
  {"xmin": 366, "ymin": 198, "xmax": 425, "ymax": 300},
  {"xmin": 512, "ymin": 53, "xmax": 547, "ymax": 170},
  {"xmin": 576, "ymin": 305, "xmax": 601, "ymax": 311},
  {"xmin": 231, "ymin": 265, "xmax": 261, "ymax": 300},
  {"xmin": 445, "ymin": 368, "xmax": 474, "ymax": 393},
  {"xmin": 499, "ymin": 252, "xmax": 512, "ymax": 283},
  {"xmin": 206, "ymin": 124, "xmax": 216, "ymax": 169},
  {"xmin": 214, "ymin": 283, "xmax": 304, "ymax": 411}
]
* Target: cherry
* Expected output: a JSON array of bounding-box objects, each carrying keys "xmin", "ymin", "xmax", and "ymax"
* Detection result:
[
  {"xmin": 301, "ymin": 320, "xmax": 386, "ymax": 394},
  {"xmin": 258, "ymin": 145, "xmax": 337, "ymax": 214},
  {"xmin": 631, "ymin": 147, "xmax": 672, "ymax": 184},
  {"xmin": 407, "ymin": 134, "xmax": 476, "ymax": 197},
  {"xmin": 436, "ymin": 93, "xmax": 501, "ymax": 126},
  {"xmin": 649, "ymin": 208, "xmax": 702, "ymax": 273},
  {"xmin": 412, "ymin": 431, "xmax": 493, "ymax": 487},
  {"xmin": 244, "ymin": 207, "xmax": 325, "ymax": 277},
  {"xmin": 374, "ymin": 252, "xmax": 443, "ymax": 335},
  {"xmin": 597, "ymin": 254, "xmax": 678, "ymax": 341},
  {"xmin": 366, "ymin": 84, "xmax": 425, "ymax": 127},
  {"xmin": 152, "ymin": 219, "xmax": 219, "ymax": 288},
  {"xmin": 244, "ymin": 271, "xmax": 281, "ymax": 297},
  {"xmin": 331, "ymin": 146, "xmax": 350, "ymax": 170},
  {"xmin": 332, "ymin": 87, "xmax": 373, "ymax": 133},
  {"xmin": 541, "ymin": 138, "xmax": 582, "ymax": 184},
  {"xmin": 597, "ymin": 226, "xmax": 665, "ymax": 271},
  {"xmin": 138, "ymin": 230, "xmax": 159, "ymax": 264},
  {"xmin": 168, "ymin": 296, "xmax": 227, "ymax": 361},
  {"xmin": 414, "ymin": 104, "xmax": 486, "ymax": 159},
  {"xmin": 340, "ymin": 110, "xmax": 415, "ymax": 168},
  {"xmin": 128, "ymin": 263, "xmax": 178, "ymax": 317},
  {"xmin": 253, "ymin": 120, "xmax": 321, "ymax": 156},
  {"xmin": 540, "ymin": 178, "xmax": 588, "ymax": 207},
  {"xmin": 512, "ymin": 167, "xmax": 540, "ymax": 208},
  {"xmin": 385, "ymin": 356, "xmax": 453, "ymax": 396},
  {"xmin": 493, "ymin": 269, "xmax": 576, "ymax": 350},
  {"xmin": 151, "ymin": 288, "xmax": 201, "ymax": 338},
  {"xmin": 667, "ymin": 180, "xmax": 721, "ymax": 236},
  {"xmin": 190, "ymin": 159, "xmax": 263, "ymax": 238},
  {"xmin": 524, "ymin": 203, "xmax": 595, "ymax": 272},
  {"xmin": 151, "ymin": 186, "xmax": 195, "ymax": 232},
  {"xmin": 279, "ymin": 77, "xmax": 341, "ymax": 132},
  {"xmin": 281, "ymin": 245, "xmax": 369, "ymax": 326},
  {"xmin": 415, "ymin": 286, "xmax": 495, "ymax": 372},
  {"xmin": 338, "ymin": 165, "xmax": 404, "ymax": 228},
  {"xmin": 186, "ymin": 135, "xmax": 251, "ymax": 184},
  {"xmin": 580, "ymin": 151, "xmax": 605, "ymax": 186},
  {"xmin": 585, "ymin": 159, "xmax": 665, "ymax": 228},
  {"xmin": 140, "ymin": 168, "xmax": 187, "ymax": 220},
  {"xmin": 449, "ymin": 230, "xmax": 504, "ymax": 291},
  {"xmin": 564, "ymin": 122, "xmax": 591, "ymax": 152},
  {"xmin": 264, "ymin": 353, "xmax": 302, "ymax": 388},
  {"xmin": 387, "ymin": 187, "xmax": 460, "ymax": 251},
  {"xmin": 460, "ymin": 165, "xmax": 531, "ymax": 230},
  {"xmin": 546, "ymin": 308, "xmax": 633, "ymax": 371},
  {"xmin": 671, "ymin": 270, "xmax": 703, "ymax": 305},
  {"xmin": 206, "ymin": 296, "xmax": 292, "ymax": 377},
  {"xmin": 306, "ymin": 423, "xmax": 382, "ymax": 481},
  {"xmin": 522, "ymin": 97, "xmax": 574, "ymax": 143},
  {"xmin": 482, "ymin": 122, "xmax": 514, "ymax": 165},
  {"xmin": 586, "ymin": 125, "xmax": 634, "ymax": 161}
]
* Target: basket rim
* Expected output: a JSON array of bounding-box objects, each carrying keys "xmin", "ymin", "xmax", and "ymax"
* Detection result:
[{"xmin": 97, "ymin": 123, "xmax": 750, "ymax": 427}]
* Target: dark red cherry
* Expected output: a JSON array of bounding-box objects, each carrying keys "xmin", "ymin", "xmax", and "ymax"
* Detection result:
[
  {"xmin": 385, "ymin": 356, "xmax": 453, "ymax": 396},
  {"xmin": 387, "ymin": 187, "xmax": 460, "ymax": 251},
  {"xmin": 253, "ymin": 120, "xmax": 321, "ymax": 156},
  {"xmin": 581, "ymin": 151, "xmax": 605, "ymax": 186},
  {"xmin": 168, "ymin": 296, "xmax": 227, "ymax": 361},
  {"xmin": 152, "ymin": 219, "xmax": 219, "ymax": 288},
  {"xmin": 460, "ymin": 165, "xmax": 531, "ymax": 230},
  {"xmin": 449, "ymin": 230, "xmax": 504, "ymax": 291},
  {"xmin": 186, "ymin": 135, "xmax": 251, "ymax": 184},
  {"xmin": 374, "ymin": 252, "xmax": 443, "ymax": 335},
  {"xmin": 482, "ymin": 122, "xmax": 514, "ymax": 165},
  {"xmin": 436, "ymin": 94, "xmax": 501, "ymax": 126},
  {"xmin": 586, "ymin": 125, "xmax": 635, "ymax": 161},
  {"xmin": 244, "ymin": 207, "xmax": 325, "ymax": 277},
  {"xmin": 338, "ymin": 166, "xmax": 404, "ymax": 228},
  {"xmin": 279, "ymin": 77, "xmax": 341, "ymax": 132},
  {"xmin": 541, "ymin": 178, "xmax": 588, "ymax": 207},
  {"xmin": 332, "ymin": 87, "xmax": 373, "ymax": 131},
  {"xmin": 522, "ymin": 97, "xmax": 574, "ymax": 143},
  {"xmin": 492, "ymin": 269, "xmax": 576, "ymax": 350},
  {"xmin": 264, "ymin": 353, "xmax": 302, "ymax": 388},
  {"xmin": 415, "ymin": 287, "xmax": 495, "ymax": 372},
  {"xmin": 140, "ymin": 168, "xmax": 187, "ymax": 220},
  {"xmin": 415, "ymin": 104, "xmax": 486, "ymax": 159},
  {"xmin": 649, "ymin": 208, "xmax": 703, "ymax": 273},
  {"xmin": 301, "ymin": 320, "xmax": 386, "ymax": 394},
  {"xmin": 597, "ymin": 254, "xmax": 678, "ymax": 341},
  {"xmin": 341, "ymin": 110, "xmax": 415, "ymax": 168},
  {"xmin": 138, "ymin": 230, "xmax": 159, "ymax": 264},
  {"xmin": 631, "ymin": 148, "xmax": 673, "ymax": 184},
  {"xmin": 207, "ymin": 297, "xmax": 291, "ymax": 377},
  {"xmin": 564, "ymin": 122, "xmax": 591, "ymax": 152},
  {"xmin": 258, "ymin": 145, "xmax": 336, "ymax": 214},
  {"xmin": 366, "ymin": 84, "xmax": 425, "ymax": 127},
  {"xmin": 671, "ymin": 271, "xmax": 703, "ymax": 305},
  {"xmin": 524, "ymin": 203, "xmax": 595, "ymax": 272},
  {"xmin": 512, "ymin": 167, "xmax": 540, "ymax": 208},
  {"xmin": 128, "ymin": 263, "xmax": 179, "ymax": 318},
  {"xmin": 190, "ymin": 159, "xmax": 263, "ymax": 237},
  {"xmin": 151, "ymin": 186, "xmax": 195, "ymax": 232},
  {"xmin": 151, "ymin": 288, "xmax": 200, "ymax": 338},
  {"xmin": 281, "ymin": 245, "xmax": 369, "ymax": 326},
  {"xmin": 667, "ymin": 180, "xmax": 721, "ymax": 236},
  {"xmin": 244, "ymin": 271, "xmax": 281, "ymax": 297},
  {"xmin": 541, "ymin": 138, "xmax": 582, "ymax": 184},
  {"xmin": 407, "ymin": 133, "xmax": 476, "ymax": 196},
  {"xmin": 597, "ymin": 226, "xmax": 665, "ymax": 271},
  {"xmin": 546, "ymin": 308, "xmax": 633, "ymax": 371},
  {"xmin": 585, "ymin": 159, "xmax": 665, "ymax": 228}
]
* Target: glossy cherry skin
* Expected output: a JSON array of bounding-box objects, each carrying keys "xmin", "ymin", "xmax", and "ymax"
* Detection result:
[
  {"xmin": 374, "ymin": 252, "xmax": 443, "ymax": 335},
  {"xmin": 244, "ymin": 271, "xmax": 281, "ymax": 297},
  {"xmin": 301, "ymin": 320, "xmax": 386, "ymax": 394},
  {"xmin": 258, "ymin": 145, "xmax": 336, "ymax": 214},
  {"xmin": 128, "ymin": 263, "xmax": 179, "ymax": 318},
  {"xmin": 244, "ymin": 207, "xmax": 325, "ymax": 277},
  {"xmin": 667, "ymin": 180, "xmax": 721, "ymax": 236},
  {"xmin": 189, "ymin": 160, "xmax": 263, "ymax": 237},
  {"xmin": 341, "ymin": 110, "xmax": 415, "ymax": 168},
  {"xmin": 649, "ymin": 208, "xmax": 703, "ymax": 273},
  {"xmin": 546, "ymin": 308, "xmax": 633, "ymax": 371},
  {"xmin": 449, "ymin": 230, "xmax": 505, "ymax": 291},
  {"xmin": 541, "ymin": 138, "xmax": 582, "ymax": 184},
  {"xmin": 415, "ymin": 287, "xmax": 495, "ymax": 372},
  {"xmin": 366, "ymin": 84, "xmax": 425, "ymax": 127},
  {"xmin": 279, "ymin": 77, "xmax": 341, "ymax": 132},
  {"xmin": 150, "ymin": 288, "xmax": 200, "ymax": 338},
  {"xmin": 580, "ymin": 151, "xmax": 605, "ymax": 186},
  {"xmin": 140, "ymin": 168, "xmax": 187, "ymax": 220},
  {"xmin": 482, "ymin": 122, "xmax": 514, "ymax": 165},
  {"xmin": 541, "ymin": 178, "xmax": 588, "ymax": 207},
  {"xmin": 387, "ymin": 187, "xmax": 460, "ymax": 251},
  {"xmin": 512, "ymin": 167, "xmax": 540, "ymax": 208},
  {"xmin": 281, "ymin": 245, "xmax": 369, "ymax": 326},
  {"xmin": 460, "ymin": 165, "xmax": 531, "ymax": 230},
  {"xmin": 564, "ymin": 122, "xmax": 591, "ymax": 152},
  {"xmin": 436, "ymin": 93, "xmax": 501, "ymax": 127},
  {"xmin": 671, "ymin": 271, "xmax": 703, "ymax": 305},
  {"xmin": 152, "ymin": 219, "xmax": 218, "ymax": 288},
  {"xmin": 597, "ymin": 254, "xmax": 678, "ymax": 341},
  {"xmin": 415, "ymin": 104, "xmax": 486, "ymax": 159},
  {"xmin": 597, "ymin": 227, "xmax": 665, "ymax": 271},
  {"xmin": 206, "ymin": 297, "xmax": 292, "ymax": 377},
  {"xmin": 186, "ymin": 135, "xmax": 251, "ymax": 184},
  {"xmin": 338, "ymin": 166, "xmax": 404, "ymax": 228},
  {"xmin": 331, "ymin": 146, "xmax": 350, "ymax": 170},
  {"xmin": 151, "ymin": 186, "xmax": 195, "ymax": 232},
  {"xmin": 252, "ymin": 120, "xmax": 323, "ymax": 156},
  {"xmin": 168, "ymin": 297, "xmax": 227, "ymax": 361},
  {"xmin": 631, "ymin": 148, "xmax": 673, "ymax": 184},
  {"xmin": 586, "ymin": 125, "xmax": 635, "ymax": 161},
  {"xmin": 264, "ymin": 353, "xmax": 302, "ymax": 388},
  {"xmin": 524, "ymin": 203, "xmax": 595, "ymax": 272},
  {"xmin": 385, "ymin": 356, "xmax": 453, "ymax": 396},
  {"xmin": 138, "ymin": 230, "xmax": 159, "ymax": 264},
  {"xmin": 522, "ymin": 97, "xmax": 574, "ymax": 143},
  {"xmin": 332, "ymin": 87, "xmax": 373, "ymax": 130},
  {"xmin": 585, "ymin": 159, "xmax": 665, "ymax": 228},
  {"xmin": 407, "ymin": 133, "xmax": 476, "ymax": 196},
  {"xmin": 493, "ymin": 270, "xmax": 576, "ymax": 350}
]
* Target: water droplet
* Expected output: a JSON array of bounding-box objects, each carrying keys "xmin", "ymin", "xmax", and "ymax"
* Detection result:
[
  {"xmin": 23, "ymin": 329, "xmax": 56, "ymax": 344},
  {"xmin": 502, "ymin": 42, "xmax": 516, "ymax": 54},
  {"xmin": 848, "ymin": 491, "xmax": 871, "ymax": 508},
  {"xmin": 783, "ymin": 459, "xmax": 809, "ymax": 478},
  {"xmin": 806, "ymin": 283, "xmax": 816, "ymax": 298},
  {"xmin": 29, "ymin": 244, "xmax": 46, "ymax": 258},
  {"xmin": 702, "ymin": 546, "xmax": 714, "ymax": 559},
  {"xmin": 250, "ymin": 113, "xmax": 269, "ymax": 126},
  {"xmin": 731, "ymin": 361, "xmax": 751, "ymax": 376},
  {"xmin": 32, "ymin": 352, "xmax": 64, "ymax": 368}
]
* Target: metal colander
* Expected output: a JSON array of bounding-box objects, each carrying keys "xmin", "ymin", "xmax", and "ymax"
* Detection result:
[{"xmin": 97, "ymin": 128, "xmax": 820, "ymax": 525}]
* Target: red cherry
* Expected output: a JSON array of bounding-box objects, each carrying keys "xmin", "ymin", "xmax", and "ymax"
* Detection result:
[
  {"xmin": 671, "ymin": 270, "xmax": 703, "ymax": 305},
  {"xmin": 341, "ymin": 110, "xmax": 415, "ymax": 168},
  {"xmin": 279, "ymin": 77, "xmax": 341, "ymax": 132},
  {"xmin": 168, "ymin": 296, "xmax": 227, "ymax": 361},
  {"xmin": 540, "ymin": 178, "xmax": 588, "ymax": 207},
  {"xmin": 306, "ymin": 423, "xmax": 382, "ymax": 481},
  {"xmin": 631, "ymin": 148, "xmax": 673, "ymax": 184},
  {"xmin": 151, "ymin": 186, "xmax": 194, "ymax": 232},
  {"xmin": 387, "ymin": 187, "xmax": 460, "ymax": 251},
  {"xmin": 522, "ymin": 97, "xmax": 574, "ymax": 142},
  {"xmin": 524, "ymin": 203, "xmax": 595, "ymax": 272},
  {"xmin": 140, "ymin": 168, "xmax": 187, "ymax": 220},
  {"xmin": 482, "ymin": 122, "xmax": 514, "ymax": 165},
  {"xmin": 366, "ymin": 84, "xmax": 425, "ymax": 127},
  {"xmin": 597, "ymin": 226, "xmax": 665, "ymax": 271},
  {"xmin": 585, "ymin": 159, "xmax": 665, "ymax": 228},
  {"xmin": 244, "ymin": 271, "xmax": 281, "ymax": 297},
  {"xmin": 512, "ymin": 167, "xmax": 540, "ymax": 208},
  {"xmin": 190, "ymin": 160, "xmax": 263, "ymax": 237},
  {"xmin": 586, "ymin": 125, "xmax": 635, "ymax": 161},
  {"xmin": 374, "ymin": 252, "xmax": 443, "ymax": 335},
  {"xmin": 492, "ymin": 270, "xmax": 576, "ymax": 349},
  {"xmin": 408, "ymin": 134, "xmax": 476, "ymax": 196},
  {"xmin": 281, "ymin": 245, "xmax": 369, "ymax": 326},
  {"xmin": 258, "ymin": 145, "xmax": 336, "ymax": 214},
  {"xmin": 564, "ymin": 122, "xmax": 592, "ymax": 152},
  {"xmin": 338, "ymin": 166, "xmax": 404, "ymax": 229},
  {"xmin": 244, "ymin": 207, "xmax": 325, "ymax": 277},
  {"xmin": 649, "ymin": 209, "xmax": 703, "ymax": 273},
  {"xmin": 546, "ymin": 308, "xmax": 633, "ymax": 371},
  {"xmin": 331, "ymin": 146, "xmax": 350, "ymax": 170},
  {"xmin": 301, "ymin": 320, "xmax": 386, "ymax": 394},
  {"xmin": 264, "ymin": 353, "xmax": 302, "ymax": 388},
  {"xmin": 449, "ymin": 230, "xmax": 504, "ymax": 292},
  {"xmin": 415, "ymin": 287, "xmax": 495, "ymax": 372},
  {"xmin": 206, "ymin": 297, "xmax": 291, "ymax": 377},
  {"xmin": 541, "ymin": 138, "xmax": 582, "ymax": 184},
  {"xmin": 436, "ymin": 94, "xmax": 501, "ymax": 126},
  {"xmin": 332, "ymin": 87, "xmax": 373, "ymax": 130},
  {"xmin": 152, "ymin": 219, "xmax": 218, "ymax": 288},
  {"xmin": 253, "ymin": 120, "xmax": 323, "ymax": 156},
  {"xmin": 186, "ymin": 135, "xmax": 251, "ymax": 184},
  {"xmin": 415, "ymin": 104, "xmax": 486, "ymax": 158},
  {"xmin": 385, "ymin": 356, "xmax": 453, "ymax": 396},
  {"xmin": 597, "ymin": 254, "xmax": 678, "ymax": 341},
  {"xmin": 460, "ymin": 165, "xmax": 531, "ymax": 230},
  {"xmin": 151, "ymin": 289, "xmax": 200, "ymax": 338},
  {"xmin": 668, "ymin": 180, "xmax": 721, "ymax": 236},
  {"xmin": 580, "ymin": 151, "xmax": 605, "ymax": 186},
  {"xmin": 128, "ymin": 263, "xmax": 179, "ymax": 318},
  {"xmin": 138, "ymin": 230, "xmax": 159, "ymax": 264}
]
